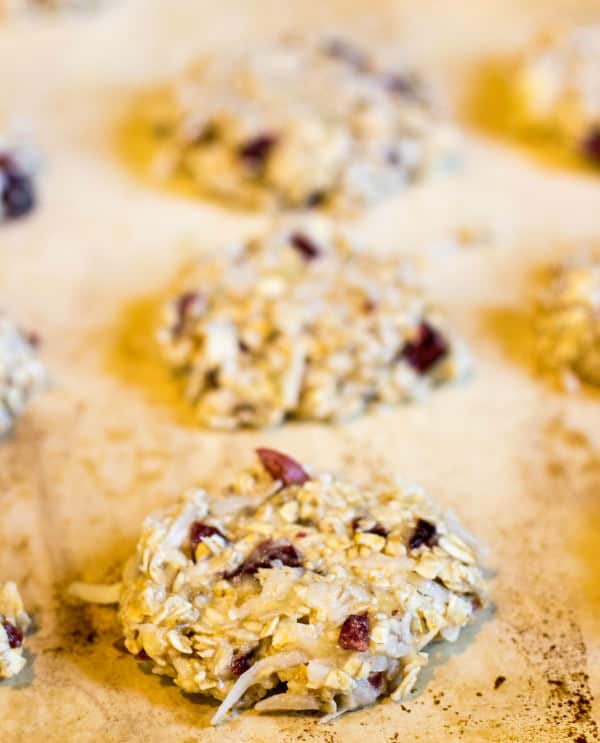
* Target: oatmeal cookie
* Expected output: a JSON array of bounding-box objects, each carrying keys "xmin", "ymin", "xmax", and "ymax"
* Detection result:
[
  {"xmin": 516, "ymin": 26, "xmax": 600, "ymax": 165},
  {"xmin": 158, "ymin": 222, "xmax": 470, "ymax": 429},
  {"xmin": 0, "ymin": 582, "xmax": 30, "ymax": 680},
  {"xmin": 0, "ymin": 313, "xmax": 46, "ymax": 436},
  {"xmin": 535, "ymin": 255, "xmax": 600, "ymax": 388},
  {"xmin": 143, "ymin": 36, "xmax": 458, "ymax": 210},
  {"xmin": 119, "ymin": 448, "xmax": 487, "ymax": 724}
]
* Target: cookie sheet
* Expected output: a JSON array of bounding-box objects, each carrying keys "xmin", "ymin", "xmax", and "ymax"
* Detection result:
[{"xmin": 0, "ymin": 0, "xmax": 598, "ymax": 741}]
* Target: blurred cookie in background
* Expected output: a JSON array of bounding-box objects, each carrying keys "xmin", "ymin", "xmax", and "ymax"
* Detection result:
[{"xmin": 129, "ymin": 36, "xmax": 460, "ymax": 213}]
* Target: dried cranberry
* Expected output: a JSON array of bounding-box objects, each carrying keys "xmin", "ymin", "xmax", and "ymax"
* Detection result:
[
  {"xmin": 338, "ymin": 612, "xmax": 370, "ymax": 652},
  {"xmin": 238, "ymin": 134, "xmax": 277, "ymax": 166},
  {"xmin": 582, "ymin": 127, "xmax": 600, "ymax": 165},
  {"xmin": 324, "ymin": 38, "xmax": 369, "ymax": 72},
  {"xmin": 2, "ymin": 620, "xmax": 23, "ymax": 649},
  {"xmin": 230, "ymin": 648, "xmax": 255, "ymax": 676},
  {"xmin": 368, "ymin": 671, "xmax": 383, "ymax": 689},
  {"xmin": 24, "ymin": 330, "xmax": 41, "ymax": 348},
  {"xmin": 408, "ymin": 519, "xmax": 437, "ymax": 550},
  {"xmin": 173, "ymin": 291, "xmax": 200, "ymax": 336},
  {"xmin": 189, "ymin": 521, "xmax": 227, "ymax": 561},
  {"xmin": 290, "ymin": 232, "xmax": 322, "ymax": 261},
  {"xmin": 256, "ymin": 448, "xmax": 310, "ymax": 486},
  {"xmin": 351, "ymin": 517, "xmax": 388, "ymax": 538},
  {"xmin": 135, "ymin": 648, "xmax": 150, "ymax": 660},
  {"xmin": 227, "ymin": 538, "xmax": 302, "ymax": 579},
  {"xmin": 0, "ymin": 156, "xmax": 35, "ymax": 220},
  {"xmin": 401, "ymin": 322, "xmax": 448, "ymax": 374}
]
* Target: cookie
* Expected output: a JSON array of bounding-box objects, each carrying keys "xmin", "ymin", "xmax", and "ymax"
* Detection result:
[
  {"xmin": 0, "ymin": 313, "xmax": 46, "ymax": 436},
  {"xmin": 516, "ymin": 26, "xmax": 600, "ymax": 165},
  {"xmin": 535, "ymin": 255, "xmax": 600, "ymax": 389},
  {"xmin": 157, "ymin": 222, "xmax": 470, "ymax": 429},
  {"xmin": 0, "ymin": 582, "xmax": 30, "ymax": 680},
  {"xmin": 119, "ymin": 448, "xmax": 487, "ymax": 724},
  {"xmin": 143, "ymin": 36, "xmax": 458, "ymax": 210}
]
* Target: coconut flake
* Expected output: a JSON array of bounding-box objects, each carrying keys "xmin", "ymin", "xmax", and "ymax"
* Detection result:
[
  {"xmin": 211, "ymin": 650, "xmax": 307, "ymax": 725},
  {"xmin": 255, "ymin": 693, "xmax": 320, "ymax": 712},
  {"xmin": 68, "ymin": 582, "xmax": 122, "ymax": 605}
]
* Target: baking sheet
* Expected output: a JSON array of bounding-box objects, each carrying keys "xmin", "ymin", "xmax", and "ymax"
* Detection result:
[{"xmin": 0, "ymin": 0, "xmax": 599, "ymax": 740}]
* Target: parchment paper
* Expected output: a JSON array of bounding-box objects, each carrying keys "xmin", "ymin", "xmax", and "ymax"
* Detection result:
[{"xmin": 0, "ymin": 1, "xmax": 599, "ymax": 741}]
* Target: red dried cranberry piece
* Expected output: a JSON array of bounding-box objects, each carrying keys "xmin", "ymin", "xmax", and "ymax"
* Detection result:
[
  {"xmin": 228, "ymin": 538, "xmax": 302, "ymax": 579},
  {"xmin": 401, "ymin": 322, "xmax": 448, "ymax": 374},
  {"xmin": 368, "ymin": 671, "xmax": 383, "ymax": 689},
  {"xmin": 351, "ymin": 517, "xmax": 388, "ymax": 538},
  {"xmin": 324, "ymin": 38, "xmax": 369, "ymax": 72},
  {"xmin": 338, "ymin": 612, "xmax": 370, "ymax": 652},
  {"xmin": 24, "ymin": 330, "xmax": 41, "ymax": 348},
  {"xmin": 290, "ymin": 232, "xmax": 322, "ymax": 261},
  {"xmin": 230, "ymin": 648, "xmax": 255, "ymax": 676},
  {"xmin": 172, "ymin": 291, "xmax": 200, "ymax": 336},
  {"xmin": 189, "ymin": 521, "xmax": 227, "ymax": 561},
  {"xmin": 582, "ymin": 127, "xmax": 600, "ymax": 165},
  {"xmin": 408, "ymin": 519, "xmax": 437, "ymax": 550},
  {"xmin": 136, "ymin": 648, "xmax": 150, "ymax": 660},
  {"xmin": 256, "ymin": 448, "xmax": 310, "ymax": 486},
  {"xmin": 0, "ymin": 155, "xmax": 35, "ymax": 220},
  {"xmin": 238, "ymin": 134, "xmax": 277, "ymax": 166},
  {"xmin": 2, "ymin": 620, "xmax": 23, "ymax": 649}
]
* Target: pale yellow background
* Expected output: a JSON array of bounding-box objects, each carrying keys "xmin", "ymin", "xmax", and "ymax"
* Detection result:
[{"xmin": 0, "ymin": 0, "xmax": 599, "ymax": 741}]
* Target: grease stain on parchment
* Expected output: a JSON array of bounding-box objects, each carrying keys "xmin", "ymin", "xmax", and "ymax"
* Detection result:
[{"xmin": 106, "ymin": 282, "xmax": 201, "ymax": 428}]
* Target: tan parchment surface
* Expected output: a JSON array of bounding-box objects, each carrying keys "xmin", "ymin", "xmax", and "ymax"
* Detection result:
[{"xmin": 0, "ymin": 0, "xmax": 599, "ymax": 741}]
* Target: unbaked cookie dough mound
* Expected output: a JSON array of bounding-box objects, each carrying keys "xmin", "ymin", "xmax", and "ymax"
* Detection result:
[
  {"xmin": 144, "ymin": 36, "xmax": 458, "ymax": 210},
  {"xmin": 535, "ymin": 255, "xmax": 600, "ymax": 389},
  {"xmin": 157, "ymin": 223, "xmax": 470, "ymax": 429},
  {"xmin": 0, "ymin": 313, "xmax": 46, "ymax": 436},
  {"xmin": 516, "ymin": 26, "xmax": 600, "ymax": 166},
  {"xmin": 0, "ymin": 582, "xmax": 30, "ymax": 679},
  {"xmin": 119, "ymin": 449, "xmax": 487, "ymax": 724}
]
